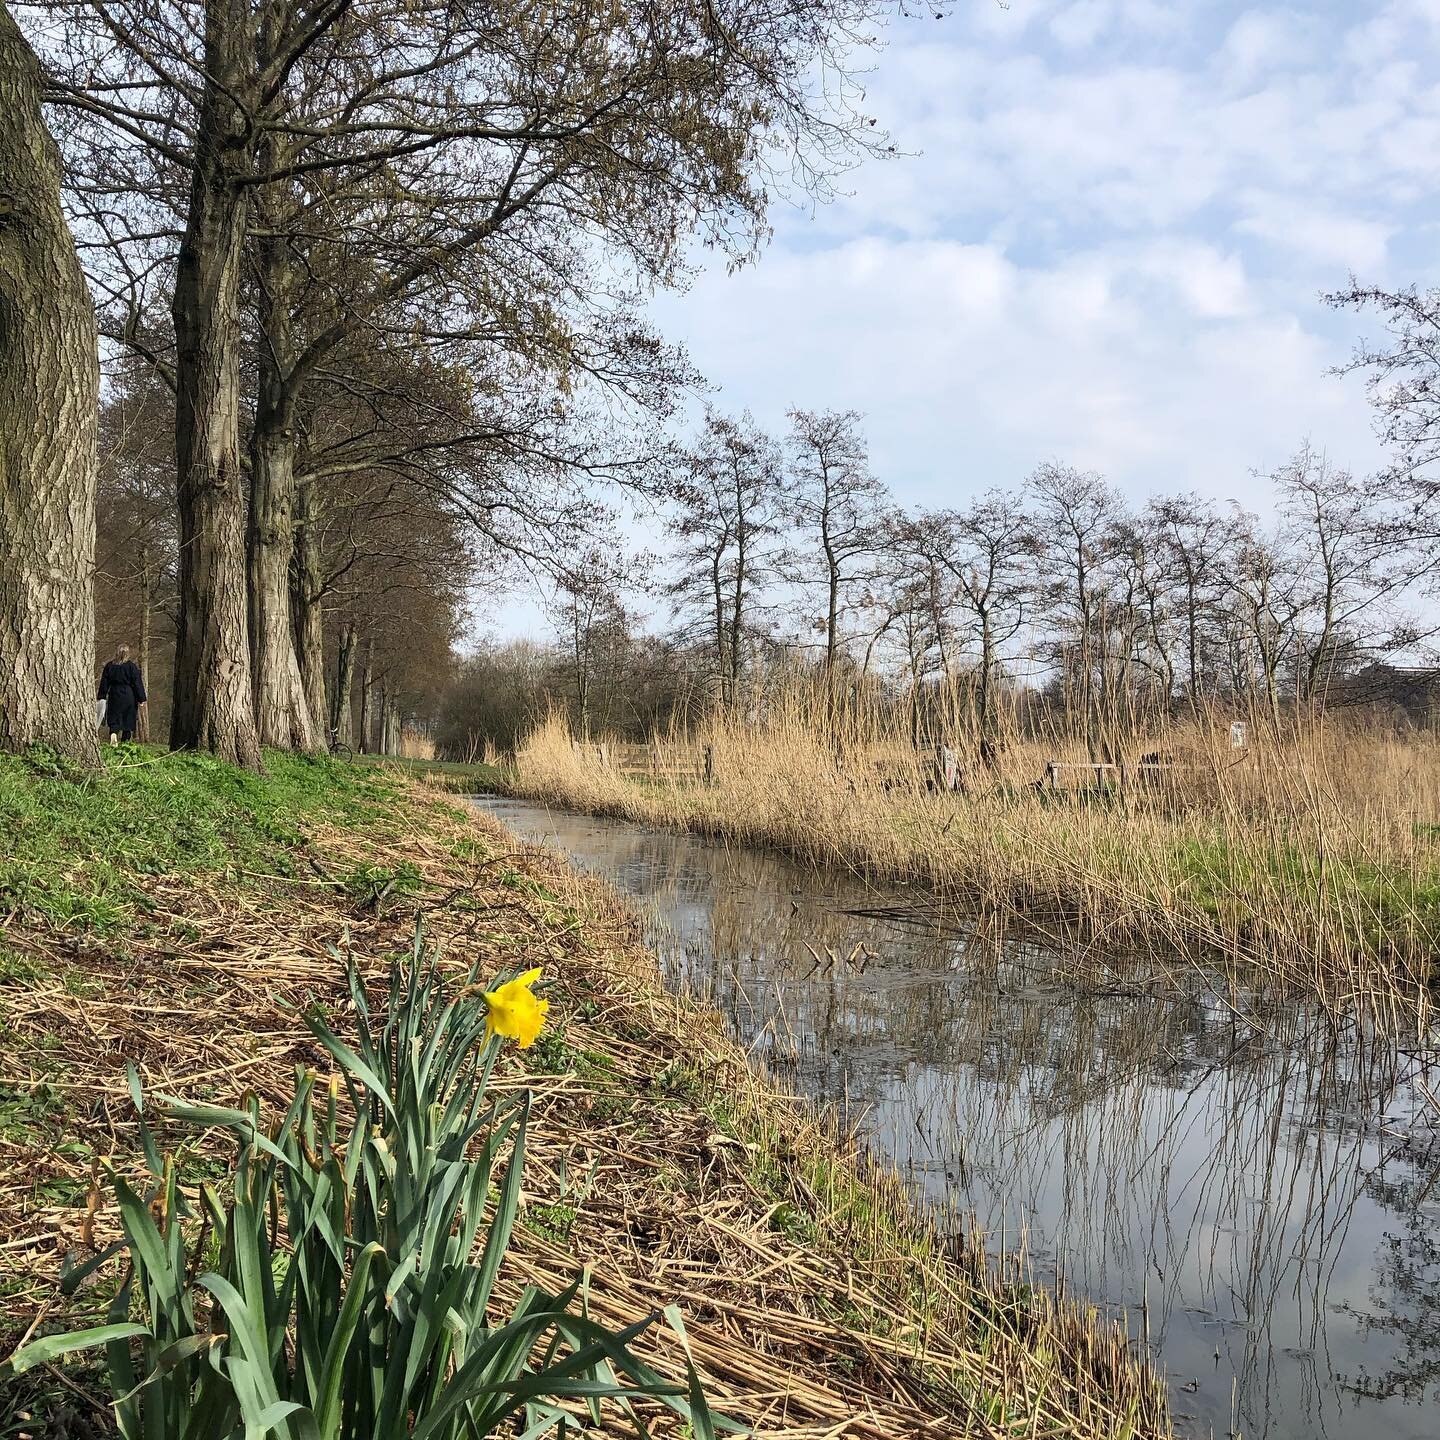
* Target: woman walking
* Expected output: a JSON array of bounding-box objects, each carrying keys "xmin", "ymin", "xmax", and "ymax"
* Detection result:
[{"xmin": 98, "ymin": 643, "xmax": 146, "ymax": 744}]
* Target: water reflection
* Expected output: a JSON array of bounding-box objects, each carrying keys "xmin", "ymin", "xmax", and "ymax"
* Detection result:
[{"xmin": 471, "ymin": 796, "xmax": 1440, "ymax": 1440}]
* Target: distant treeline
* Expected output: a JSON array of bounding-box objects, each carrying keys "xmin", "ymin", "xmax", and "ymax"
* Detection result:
[{"xmin": 440, "ymin": 398, "xmax": 1440, "ymax": 765}]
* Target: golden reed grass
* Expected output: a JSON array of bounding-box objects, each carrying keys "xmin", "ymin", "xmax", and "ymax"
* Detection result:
[{"xmin": 511, "ymin": 683, "xmax": 1440, "ymax": 1034}]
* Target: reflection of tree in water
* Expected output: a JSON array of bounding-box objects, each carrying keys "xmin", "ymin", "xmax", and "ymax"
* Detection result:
[
  {"xmin": 1334, "ymin": 1149, "xmax": 1440, "ymax": 1407},
  {"xmin": 488, "ymin": 801, "xmax": 1440, "ymax": 1440}
]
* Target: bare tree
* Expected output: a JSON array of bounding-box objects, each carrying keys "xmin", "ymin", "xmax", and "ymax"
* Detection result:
[
  {"xmin": 1330, "ymin": 282, "xmax": 1440, "ymax": 554},
  {"xmin": 667, "ymin": 412, "xmax": 788, "ymax": 708},
  {"xmin": 1269, "ymin": 443, "xmax": 1407, "ymax": 704},
  {"xmin": 95, "ymin": 361, "xmax": 179, "ymax": 735},
  {"xmin": 1227, "ymin": 511, "xmax": 1306, "ymax": 727},
  {"xmin": 785, "ymin": 409, "xmax": 889, "ymax": 680},
  {"xmin": 1031, "ymin": 463, "xmax": 1122, "ymax": 760},
  {"xmin": 910, "ymin": 493, "xmax": 1037, "ymax": 769},
  {"xmin": 547, "ymin": 545, "xmax": 634, "ymax": 737},
  {"xmin": 1144, "ymin": 493, "xmax": 1234, "ymax": 712},
  {"xmin": 0, "ymin": 8, "xmax": 99, "ymax": 761},
  {"xmin": 32, "ymin": 0, "xmax": 894, "ymax": 762}
]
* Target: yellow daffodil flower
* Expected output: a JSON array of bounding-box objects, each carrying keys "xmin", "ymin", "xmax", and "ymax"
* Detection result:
[{"xmin": 481, "ymin": 968, "xmax": 548, "ymax": 1048}]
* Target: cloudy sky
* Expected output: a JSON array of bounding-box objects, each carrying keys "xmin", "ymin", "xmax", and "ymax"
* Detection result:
[
  {"xmin": 493, "ymin": 0, "xmax": 1440, "ymax": 637},
  {"xmin": 650, "ymin": 0, "xmax": 1440, "ymax": 512}
]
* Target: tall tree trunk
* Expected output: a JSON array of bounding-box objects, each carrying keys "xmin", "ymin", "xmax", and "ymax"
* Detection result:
[
  {"xmin": 292, "ymin": 479, "xmax": 327, "ymax": 736},
  {"xmin": 377, "ymin": 687, "xmax": 391, "ymax": 755},
  {"xmin": 138, "ymin": 544, "xmax": 152, "ymax": 681},
  {"xmin": 977, "ymin": 607, "xmax": 997, "ymax": 772},
  {"xmin": 138, "ymin": 545, "xmax": 152, "ymax": 740},
  {"xmin": 729, "ymin": 528, "xmax": 746, "ymax": 709},
  {"xmin": 169, "ymin": 0, "xmax": 260, "ymax": 767},
  {"xmin": 1185, "ymin": 575, "xmax": 1202, "ymax": 716},
  {"xmin": 247, "ymin": 222, "xmax": 318, "ymax": 751},
  {"xmin": 332, "ymin": 623, "xmax": 356, "ymax": 748},
  {"xmin": 711, "ymin": 550, "xmax": 727, "ymax": 708},
  {"xmin": 358, "ymin": 638, "xmax": 374, "ymax": 753},
  {"xmin": 0, "ymin": 11, "xmax": 101, "ymax": 763}
]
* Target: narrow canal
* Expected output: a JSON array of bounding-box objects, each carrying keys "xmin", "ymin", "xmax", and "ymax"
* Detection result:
[{"xmin": 472, "ymin": 794, "xmax": 1440, "ymax": 1440}]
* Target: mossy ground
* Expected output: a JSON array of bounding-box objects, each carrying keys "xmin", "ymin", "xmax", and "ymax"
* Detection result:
[{"xmin": 0, "ymin": 750, "xmax": 1169, "ymax": 1439}]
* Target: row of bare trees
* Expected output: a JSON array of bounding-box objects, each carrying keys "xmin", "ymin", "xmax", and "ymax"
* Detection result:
[
  {"xmin": 518, "ymin": 405, "xmax": 1439, "ymax": 767},
  {"xmin": 0, "ymin": 0, "xmax": 892, "ymax": 766},
  {"xmin": 95, "ymin": 352, "xmax": 475, "ymax": 754}
]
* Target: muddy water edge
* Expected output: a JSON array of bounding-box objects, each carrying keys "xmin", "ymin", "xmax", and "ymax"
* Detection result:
[{"xmin": 471, "ymin": 793, "xmax": 1440, "ymax": 1440}]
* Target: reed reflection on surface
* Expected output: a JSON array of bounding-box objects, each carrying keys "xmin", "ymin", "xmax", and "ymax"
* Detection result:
[{"xmin": 471, "ymin": 795, "xmax": 1440, "ymax": 1440}]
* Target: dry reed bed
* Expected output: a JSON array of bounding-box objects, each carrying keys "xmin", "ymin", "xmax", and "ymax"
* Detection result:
[
  {"xmin": 510, "ymin": 709, "xmax": 1440, "ymax": 1031},
  {"xmin": 0, "ymin": 778, "xmax": 1170, "ymax": 1439}
]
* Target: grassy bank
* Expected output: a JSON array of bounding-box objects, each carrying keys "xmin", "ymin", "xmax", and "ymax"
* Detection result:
[
  {"xmin": 348, "ymin": 752, "xmax": 510, "ymax": 793},
  {"xmin": 0, "ymin": 749, "xmax": 1169, "ymax": 1438},
  {"xmin": 509, "ymin": 708, "xmax": 1440, "ymax": 1027}
]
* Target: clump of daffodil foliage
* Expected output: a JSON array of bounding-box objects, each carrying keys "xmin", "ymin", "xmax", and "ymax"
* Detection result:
[{"xmin": 5, "ymin": 928, "xmax": 723, "ymax": 1440}]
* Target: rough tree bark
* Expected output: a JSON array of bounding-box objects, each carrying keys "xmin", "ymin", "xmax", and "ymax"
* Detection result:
[
  {"xmin": 138, "ymin": 543, "xmax": 152, "ymax": 739},
  {"xmin": 358, "ymin": 637, "xmax": 374, "ymax": 753},
  {"xmin": 377, "ymin": 686, "xmax": 392, "ymax": 755},
  {"xmin": 976, "ymin": 601, "xmax": 998, "ymax": 772},
  {"xmin": 385, "ymin": 697, "xmax": 401, "ymax": 756},
  {"xmin": 0, "ymin": 9, "xmax": 101, "ymax": 763},
  {"xmin": 331, "ymin": 622, "xmax": 356, "ymax": 748},
  {"xmin": 248, "ymin": 217, "xmax": 319, "ymax": 750},
  {"xmin": 168, "ymin": 0, "xmax": 261, "ymax": 767}
]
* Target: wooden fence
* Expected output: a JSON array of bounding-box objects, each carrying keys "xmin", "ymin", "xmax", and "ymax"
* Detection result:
[
  {"xmin": 568, "ymin": 740, "xmax": 1198, "ymax": 795},
  {"xmin": 572, "ymin": 740, "xmax": 714, "ymax": 784},
  {"xmin": 1041, "ymin": 760, "xmax": 1196, "ymax": 792}
]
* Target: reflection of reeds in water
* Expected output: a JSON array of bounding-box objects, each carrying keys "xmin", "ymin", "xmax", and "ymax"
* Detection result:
[
  {"xmin": 511, "ymin": 695, "xmax": 1440, "ymax": 1029},
  {"xmin": 519, "ymin": 809, "xmax": 1439, "ymax": 1440},
  {"xmin": 519, "ymin": 830, "xmax": 1179, "ymax": 1438}
]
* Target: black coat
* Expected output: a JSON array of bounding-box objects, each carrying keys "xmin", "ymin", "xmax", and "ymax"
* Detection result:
[{"xmin": 98, "ymin": 659, "xmax": 146, "ymax": 734}]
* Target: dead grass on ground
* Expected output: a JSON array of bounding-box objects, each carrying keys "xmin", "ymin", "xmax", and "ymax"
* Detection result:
[
  {"xmin": 511, "ymin": 705, "xmax": 1440, "ymax": 1032},
  {"xmin": 0, "ymin": 780, "xmax": 1170, "ymax": 1439}
]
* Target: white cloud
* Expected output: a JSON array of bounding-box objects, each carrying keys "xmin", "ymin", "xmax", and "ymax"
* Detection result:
[
  {"xmin": 1235, "ymin": 195, "xmax": 1392, "ymax": 272},
  {"xmin": 817, "ymin": 3, "xmax": 1440, "ymax": 272},
  {"xmin": 1049, "ymin": 1, "xmax": 1114, "ymax": 51},
  {"xmin": 1220, "ymin": 10, "xmax": 1317, "ymax": 86},
  {"xmin": 624, "ymin": 3, "xmax": 1431, "ymax": 609},
  {"xmin": 1128, "ymin": 242, "xmax": 1254, "ymax": 318},
  {"xmin": 1047, "ymin": 0, "xmax": 1184, "ymax": 51},
  {"xmin": 654, "ymin": 234, "xmax": 1380, "ymax": 509}
]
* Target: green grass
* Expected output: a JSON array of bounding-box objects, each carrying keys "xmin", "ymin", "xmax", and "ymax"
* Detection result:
[
  {"xmin": 1172, "ymin": 830, "xmax": 1440, "ymax": 941},
  {"xmin": 524, "ymin": 1202, "xmax": 580, "ymax": 1242},
  {"xmin": 349, "ymin": 754, "xmax": 509, "ymax": 794},
  {"xmin": 0, "ymin": 746, "xmax": 407, "ymax": 931}
]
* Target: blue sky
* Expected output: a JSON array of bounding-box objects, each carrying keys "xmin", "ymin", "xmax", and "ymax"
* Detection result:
[
  {"xmin": 498, "ymin": 0, "xmax": 1440, "ymax": 636},
  {"xmin": 656, "ymin": 0, "xmax": 1440, "ymax": 498}
]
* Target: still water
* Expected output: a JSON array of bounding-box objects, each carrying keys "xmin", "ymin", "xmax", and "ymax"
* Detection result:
[{"xmin": 471, "ymin": 794, "xmax": 1440, "ymax": 1440}]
